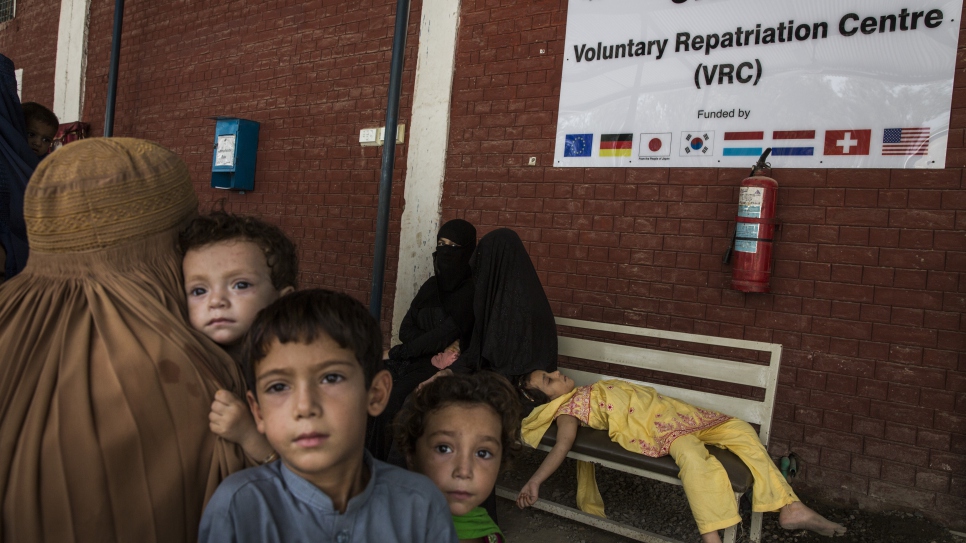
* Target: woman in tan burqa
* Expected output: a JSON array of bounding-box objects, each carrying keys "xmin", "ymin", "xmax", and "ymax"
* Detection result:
[{"xmin": 0, "ymin": 138, "xmax": 247, "ymax": 541}]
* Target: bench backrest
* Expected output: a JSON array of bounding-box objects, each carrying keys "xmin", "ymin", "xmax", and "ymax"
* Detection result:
[{"xmin": 556, "ymin": 317, "xmax": 783, "ymax": 445}]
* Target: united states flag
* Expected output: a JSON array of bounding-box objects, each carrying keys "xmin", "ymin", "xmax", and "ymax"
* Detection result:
[{"xmin": 882, "ymin": 127, "xmax": 930, "ymax": 156}]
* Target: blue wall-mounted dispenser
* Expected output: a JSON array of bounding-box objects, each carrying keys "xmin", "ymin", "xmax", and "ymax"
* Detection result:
[{"xmin": 211, "ymin": 117, "xmax": 259, "ymax": 191}]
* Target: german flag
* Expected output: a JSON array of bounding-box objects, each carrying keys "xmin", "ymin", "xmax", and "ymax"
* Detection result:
[{"xmin": 599, "ymin": 133, "xmax": 633, "ymax": 157}]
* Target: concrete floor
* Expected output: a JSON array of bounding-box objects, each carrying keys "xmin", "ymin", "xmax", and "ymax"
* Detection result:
[{"xmin": 497, "ymin": 496, "xmax": 636, "ymax": 543}]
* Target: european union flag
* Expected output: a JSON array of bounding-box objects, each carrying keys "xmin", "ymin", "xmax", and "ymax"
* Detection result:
[{"xmin": 564, "ymin": 134, "xmax": 593, "ymax": 157}]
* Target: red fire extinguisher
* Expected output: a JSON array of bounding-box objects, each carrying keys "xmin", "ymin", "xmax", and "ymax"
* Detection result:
[{"xmin": 724, "ymin": 149, "xmax": 778, "ymax": 293}]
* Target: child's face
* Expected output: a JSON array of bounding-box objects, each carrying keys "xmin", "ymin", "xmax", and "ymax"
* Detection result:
[
  {"xmin": 411, "ymin": 403, "xmax": 502, "ymax": 517},
  {"xmin": 528, "ymin": 370, "xmax": 576, "ymax": 401},
  {"xmin": 183, "ymin": 240, "xmax": 293, "ymax": 346},
  {"xmin": 246, "ymin": 336, "xmax": 391, "ymax": 490},
  {"xmin": 26, "ymin": 119, "xmax": 57, "ymax": 157}
]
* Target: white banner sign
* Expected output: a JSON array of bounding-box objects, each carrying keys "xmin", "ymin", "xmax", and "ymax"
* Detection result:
[{"xmin": 554, "ymin": 0, "xmax": 962, "ymax": 169}]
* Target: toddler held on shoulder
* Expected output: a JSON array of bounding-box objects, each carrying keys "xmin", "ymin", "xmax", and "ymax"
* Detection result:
[{"xmin": 179, "ymin": 211, "xmax": 298, "ymax": 463}]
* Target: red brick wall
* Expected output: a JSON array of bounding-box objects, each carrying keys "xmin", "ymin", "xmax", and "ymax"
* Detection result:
[
  {"xmin": 0, "ymin": 0, "xmax": 60, "ymax": 108},
  {"xmin": 81, "ymin": 0, "xmax": 422, "ymax": 334},
  {"xmin": 444, "ymin": 0, "xmax": 965, "ymax": 530}
]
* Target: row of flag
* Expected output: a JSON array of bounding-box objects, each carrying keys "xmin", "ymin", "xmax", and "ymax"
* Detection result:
[{"xmin": 563, "ymin": 128, "xmax": 931, "ymax": 158}]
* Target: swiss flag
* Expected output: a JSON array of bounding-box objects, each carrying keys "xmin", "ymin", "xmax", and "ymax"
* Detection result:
[{"xmin": 823, "ymin": 130, "xmax": 871, "ymax": 155}]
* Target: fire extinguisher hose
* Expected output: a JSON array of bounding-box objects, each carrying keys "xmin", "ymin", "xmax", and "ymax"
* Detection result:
[
  {"xmin": 723, "ymin": 226, "xmax": 737, "ymax": 264},
  {"xmin": 750, "ymin": 148, "xmax": 772, "ymax": 176}
]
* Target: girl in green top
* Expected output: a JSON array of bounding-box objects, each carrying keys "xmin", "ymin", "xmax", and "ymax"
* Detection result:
[{"xmin": 396, "ymin": 372, "xmax": 522, "ymax": 542}]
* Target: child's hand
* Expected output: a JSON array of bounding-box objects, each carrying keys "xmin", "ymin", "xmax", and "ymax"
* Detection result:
[
  {"xmin": 210, "ymin": 389, "xmax": 258, "ymax": 444},
  {"xmin": 210, "ymin": 389, "xmax": 275, "ymax": 461},
  {"xmin": 431, "ymin": 350, "xmax": 459, "ymax": 370},
  {"xmin": 516, "ymin": 480, "xmax": 541, "ymax": 509},
  {"xmin": 417, "ymin": 368, "xmax": 453, "ymax": 392}
]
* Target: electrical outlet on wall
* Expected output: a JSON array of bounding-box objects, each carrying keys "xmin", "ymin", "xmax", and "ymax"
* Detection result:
[{"xmin": 359, "ymin": 128, "xmax": 379, "ymax": 146}]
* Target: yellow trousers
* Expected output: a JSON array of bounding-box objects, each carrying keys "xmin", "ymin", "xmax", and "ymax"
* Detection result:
[{"xmin": 668, "ymin": 419, "xmax": 798, "ymax": 534}]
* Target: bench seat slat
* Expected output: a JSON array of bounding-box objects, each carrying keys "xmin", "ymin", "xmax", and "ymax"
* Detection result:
[
  {"xmin": 559, "ymin": 336, "xmax": 771, "ymax": 389},
  {"xmin": 556, "ymin": 317, "xmax": 780, "ymax": 353}
]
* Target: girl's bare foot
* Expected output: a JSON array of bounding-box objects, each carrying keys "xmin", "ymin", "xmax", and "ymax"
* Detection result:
[{"xmin": 779, "ymin": 501, "xmax": 847, "ymax": 536}]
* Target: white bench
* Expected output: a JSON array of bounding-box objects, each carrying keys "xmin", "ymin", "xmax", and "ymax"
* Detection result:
[{"xmin": 497, "ymin": 317, "xmax": 783, "ymax": 543}]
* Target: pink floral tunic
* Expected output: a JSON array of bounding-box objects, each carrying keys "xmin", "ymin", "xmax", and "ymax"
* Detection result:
[{"xmin": 554, "ymin": 380, "xmax": 731, "ymax": 457}]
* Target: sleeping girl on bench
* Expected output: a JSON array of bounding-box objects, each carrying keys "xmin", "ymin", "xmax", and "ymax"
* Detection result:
[{"xmin": 513, "ymin": 370, "xmax": 847, "ymax": 543}]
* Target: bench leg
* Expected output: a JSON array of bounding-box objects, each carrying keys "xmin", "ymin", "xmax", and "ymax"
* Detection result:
[
  {"xmin": 720, "ymin": 491, "xmax": 742, "ymax": 543},
  {"xmin": 750, "ymin": 511, "xmax": 763, "ymax": 543},
  {"xmin": 495, "ymin": 486, "xmax": 681, "ymax": 543}
]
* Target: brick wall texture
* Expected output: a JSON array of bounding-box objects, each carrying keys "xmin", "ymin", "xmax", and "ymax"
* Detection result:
[
  {"xmin": 6, "ymin": 0, "xmax": 966, "ymax": 530},
  {"xmin": 0, "ymin": 0, "xmax": 60, "ymax": 107},
  {"xmin": 80, "ymin": 0, "xmax": 422, "ymax": 334}
]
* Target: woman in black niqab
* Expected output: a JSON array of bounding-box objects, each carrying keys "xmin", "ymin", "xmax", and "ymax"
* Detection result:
[
  {"xmin": 366, "ymin": 218, "xmax": 476, "ymax": 461},
  {"xmin": 401, "ymin": 218, "xmax": 476, "ymax": 352},
  {"xmin": 453, "ymin": 228, "xmax": 557, "ymax": 379}
]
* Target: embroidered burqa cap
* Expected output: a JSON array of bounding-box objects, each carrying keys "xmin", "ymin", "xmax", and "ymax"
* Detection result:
[
  {"xmin": 0, "ymin": 138, "xmax": 246, "ymax": 542},
  {"xmin": 24, "ymin": 137, "xmax": 199, "ymax": 252}
]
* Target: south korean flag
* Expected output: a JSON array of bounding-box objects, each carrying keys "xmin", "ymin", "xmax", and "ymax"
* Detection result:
[{"xmin": 680, "ymin": 131, "xmax": 714, "ymax": 156}]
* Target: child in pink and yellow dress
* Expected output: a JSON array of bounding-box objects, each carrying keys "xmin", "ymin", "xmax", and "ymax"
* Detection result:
[{"xmin": 514, "ymin": 370, "xmax": 846, "ymax": 543}]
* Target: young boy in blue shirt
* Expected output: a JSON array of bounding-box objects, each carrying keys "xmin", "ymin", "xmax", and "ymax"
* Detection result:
[{"xmin": 199, "ymin": 289, "xmax": 458, "ymax": 542}]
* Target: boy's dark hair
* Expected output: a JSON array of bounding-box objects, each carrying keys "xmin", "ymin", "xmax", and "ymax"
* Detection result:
[
  {"xmin": 22, "ymin": 102, "xmax": 59, "ymax": 129},
  {"xmin": 513, "ymin": 372, "xmax": 551, "ymax": 415},
  {"xmin": 395, "ymin": 372, "xmax": 522, "ymax": 468},
  {"xmin": 243, "ymin": 289, "xmax": 384, "ymax": 397},
  {"xmin": 179, "ymin": 211, "xmax": 298, "ymax": 291}
]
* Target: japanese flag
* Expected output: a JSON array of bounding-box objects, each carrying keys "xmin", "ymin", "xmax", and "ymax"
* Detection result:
[{"xmin": 639, "ymin": 133, "xmax": 671, "ymax": 157}]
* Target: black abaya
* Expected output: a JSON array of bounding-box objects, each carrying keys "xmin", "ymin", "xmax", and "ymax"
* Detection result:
[
  {"xmin": 454, "ymin": 228, "xmax": 557, "ymax": 379},
  {"xmin": 0, "ymin": 55, "xmax": 38, "ymax": 279},
  {"xmin": 366, "ymin": 219, "xmax": 477, "ymax": 461}
]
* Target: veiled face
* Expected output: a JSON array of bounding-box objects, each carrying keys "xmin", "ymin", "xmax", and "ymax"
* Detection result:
[{"xmin": 437, "ymin": 237, "xmax": 460, "ymax": 248}]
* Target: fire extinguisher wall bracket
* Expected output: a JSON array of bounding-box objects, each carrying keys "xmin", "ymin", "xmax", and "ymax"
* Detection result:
[
  {"xmin": 730, "ymin": 149, "xmax": 778, "ymax": 293},
  {"xmin": 737, "ymin": 216, "xmax": 781, "ymax": 225}
]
